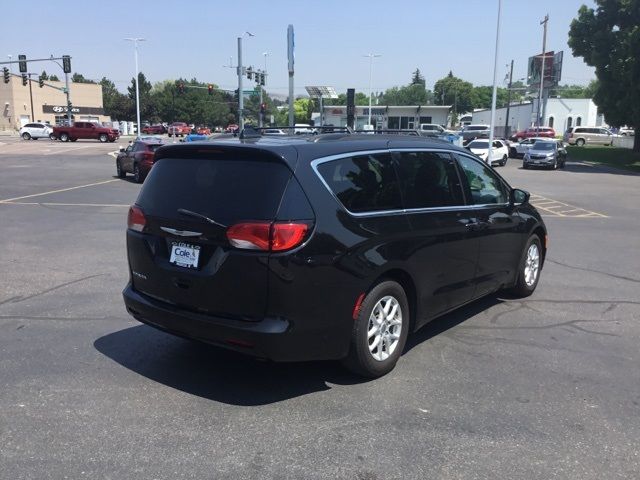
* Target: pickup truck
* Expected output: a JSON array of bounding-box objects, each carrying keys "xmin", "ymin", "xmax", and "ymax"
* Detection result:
[
  {"xmin": 167, "ymin": 122, "xmax": 192, "ymax": 137},
  {"xmin": 418, "ymin": 123, "xmax": 455, "ymax": 136},
  {"xmin": 510, "ymin": 127, "xmax": 555, "ymax": 141},
  {"xmin": 52, "ymin": 122, "xmax": 120, "ymax": 142}
]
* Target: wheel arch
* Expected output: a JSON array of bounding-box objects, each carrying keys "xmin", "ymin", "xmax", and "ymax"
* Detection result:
[
  {"xmin": 369, "ymin": 268, "xmax": 418, "ymax": 333},
  {"xmin": 531, "ymin": 224, "xmax": 547, "ymax": 268}
]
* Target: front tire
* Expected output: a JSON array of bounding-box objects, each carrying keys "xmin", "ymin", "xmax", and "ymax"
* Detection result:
[
  {"xmin": 99, "ymin": 133, "xmax": 108, "ymax": 143},
  {"xmin": 501, "ymin": 155, "xmax": 508, "ymax": 166},
  {"xmin": 49, "ymin": 133, "xmax": 57, "ymax": 140},
  {"xmin": 342, "ymin": 281, "xmax": 409, "ymax": 378},
  {"xmin": 576, "ymin": 138, "xmax": 585, "ymax": 147},
  {"xmin": 22, "ymin": 132, "xmax": 31, "ymax": 140},
  {"xmin": 510, "ymin": 235, "xmax": 542, "ymax": 297}
]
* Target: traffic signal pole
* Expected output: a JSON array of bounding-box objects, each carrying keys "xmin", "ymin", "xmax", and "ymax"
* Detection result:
[
  {"xmin": 28, "ymin": 74, "xmax": 34, "ymax": 121},
  {"xmin": 237, "ymin": 36, "xmax": 244, "ymax": 130}
]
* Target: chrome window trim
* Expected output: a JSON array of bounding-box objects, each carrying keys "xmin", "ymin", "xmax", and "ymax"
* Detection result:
[{"xmin": 310, "ymin": 148, "xmax": 509, "ymax": 218}]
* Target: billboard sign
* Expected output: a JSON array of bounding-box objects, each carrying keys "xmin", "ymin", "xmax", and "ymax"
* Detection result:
[{"xmin": 528, "ymin": 50, "xmax": 563, "ymax": 88}]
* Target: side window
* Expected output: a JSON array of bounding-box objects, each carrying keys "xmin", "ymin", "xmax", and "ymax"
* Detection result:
[
  {"xmin": 316, "ymin": 153, "xmax": 402, "ymax": 213},
  {"xmin": 454, "ymin": 154, "xmax": 507, "ymax": 205},
  {"xmin": 394, "ymin": 151, "xmax": 464, "ymax": 209}
]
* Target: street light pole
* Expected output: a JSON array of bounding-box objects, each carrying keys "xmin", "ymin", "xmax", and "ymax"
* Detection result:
[
  {"xmin": 488, "ymin": 0, "xmax": 502, "ymax": 164},
  {"xmin": 124, "ymin": 37, "xmax": 145, "ymax": 139},
  {"xmin": 536, "ymin": 14, "xmax": 549, "ymax": 129},
  {"xmin": 363, "ymin": 53, "xmax": 381, "ymax": 127},
  {"xmin": 237, "ymin": 32, "xmax": 254, "ymax": 130}
]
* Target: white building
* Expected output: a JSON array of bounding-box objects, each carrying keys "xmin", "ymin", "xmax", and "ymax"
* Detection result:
[
  {"xmin": 472, "ymin": 98, "xmax": 604, "ymax": 135},
  {"xmin": 319, "ymin": 105, "xmax": 451, "ymax": 130}
]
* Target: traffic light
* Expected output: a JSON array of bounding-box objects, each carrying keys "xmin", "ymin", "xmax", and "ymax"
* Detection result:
[
  {"xmin": 246, "ymin": 67, "xmax": 253, "ymax": 81},
  {"xmin": 18, "ymin": 54, "xmax": 27, "ymax": 73},
  {"xmin": 260, "ymin": 73, "xmax": 265, "ymax": 86},
  {"xmin": 2, "ymin": 67, "xmax": 9, "ymax": 84},
  {"xmin": 62, "ymin": 55, "xmax": 71, "ymax": 74},
  {"xmin": 39, "ymin": 76, "xmax": 44, "ymax": 88},
  {"xmin": 22, "ymin": 74, "xmax": 28, "ymax": 86},
  {"xmin": 208, "ymin": 84, "xmax": 213, "ymax": 96}
]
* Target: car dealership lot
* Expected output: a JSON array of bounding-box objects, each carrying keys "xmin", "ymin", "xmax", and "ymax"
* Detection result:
[{"xmin": 0, "ymin": 142, "xmax": 639, "ymax": 479}]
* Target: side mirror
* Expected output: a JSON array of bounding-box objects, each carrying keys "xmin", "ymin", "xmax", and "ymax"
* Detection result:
[
  {"xmin": 510, "ymin": 188, "xmax": 530, "ymax": 205},
  {"xmin": 119, "ymin": 147, "xmax": 125, "ymax": 152}
]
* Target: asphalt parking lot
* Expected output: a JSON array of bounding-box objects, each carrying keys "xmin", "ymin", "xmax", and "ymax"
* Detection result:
[{"xmin": 1, "ymin": 137, "xmax": 639, "ymax": 479}]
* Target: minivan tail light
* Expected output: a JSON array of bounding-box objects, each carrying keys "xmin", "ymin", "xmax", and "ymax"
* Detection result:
[
  {"xmin": 226, "ymin": 222, "xmax": 308, "ymax": 252},
  {"xmin": 127, "ymin": 205, "xmax": 146, "ymax": 232}
]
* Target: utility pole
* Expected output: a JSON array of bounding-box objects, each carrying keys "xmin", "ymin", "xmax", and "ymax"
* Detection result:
[
  {"xmin": 488, "ymin": 0, "xmax": 503, "ymax": 164},
  {"xmin": 259, "ymin": 52, "xmax": 268, "ymax": 128},
  {"xmin": 287, "ymin": 25, "xmax": 295, "ymax": 128},
  {"xmin": 504, "ymin": 59, "xmax": 514, "ymax": 138},
  {"xmin": 125, "ymin": 38, "xmax": 145, "ymax": 138},
  {"xmin": 536, "ymin": 14, "xmax": 549, "ymax": 129},
  {"xmin": 27, "ymin": 73, "xmax": 34, "ymax": 121},
  {"xmin": 363, "ymin": 53, "xmax": 381, "ymax": 127}
]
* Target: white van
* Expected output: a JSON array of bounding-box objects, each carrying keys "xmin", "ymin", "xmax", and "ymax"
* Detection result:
[{"xmin": 564, "ymin": 126, "xmax": 613, "ymax": 146}]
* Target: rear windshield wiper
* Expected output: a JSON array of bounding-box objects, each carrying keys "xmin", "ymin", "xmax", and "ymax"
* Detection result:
[{"xmin": 177, "ymin": 208, "xmax": 227, "ymax": 228}]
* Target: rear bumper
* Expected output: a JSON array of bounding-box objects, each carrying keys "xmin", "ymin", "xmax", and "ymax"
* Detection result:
[{"xmin": 122, "ymin": 283, "xmax": 346, "ymax": 362}]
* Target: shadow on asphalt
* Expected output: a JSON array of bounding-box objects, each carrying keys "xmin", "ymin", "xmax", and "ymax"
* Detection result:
[{"xmin": 94, "ymin": 294, "xmax": 504, "ymax": 406}]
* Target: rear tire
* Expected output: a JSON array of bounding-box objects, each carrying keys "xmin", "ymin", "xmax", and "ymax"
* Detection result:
[
  {"xmin": 116, "ymin": 159, "xmax": 126, "ymax": 178},
  {"xmin": 22, "ymin": 132, "xmax": 31, "ymax": 140},
  {"xmin": 576, "ymin": 138, "xmax": 585, "ymax": 147},
  {"xmin": 49, "ymin": 133, "xmax": 57, "ymax": 140},
  {"xmin": 501, "ymin": 155, "xmax": 508, "ymax": 166},
  {"xmin": 133, "ymin": 164, "xmax": 143, "ymax": 183},
  {"xmin": 60, "ymin": 133, "xmax": 69, "ymax": 142},
  {"xmin": 342, "ymin": 280, "xmax": 409, "ymax": 378},
  {"xmin": 510, "ymin": 235, "xmax": 542, "ymax": 298}
]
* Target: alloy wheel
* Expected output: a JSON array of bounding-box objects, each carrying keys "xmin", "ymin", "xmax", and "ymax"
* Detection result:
[
  {"xmin": 524, "ymin": 244, "xmax": 540, "ymax": 287},
  {"xmin": 367, "ymin": 295, "xmax": 403, "ymax": 362}
]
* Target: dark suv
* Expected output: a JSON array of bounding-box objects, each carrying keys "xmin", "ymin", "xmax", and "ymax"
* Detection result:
[{"xmin": 123, "ymin": 134, "xmax": 547, "ymax": 377}]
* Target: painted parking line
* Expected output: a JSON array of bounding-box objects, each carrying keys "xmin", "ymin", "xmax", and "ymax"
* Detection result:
[
  {"xmin": 0, "ymin": 179, "xmax": 119, "ymax": 203},
  {"xmin": 529, "ymin": 194, "xmax": 607, "ymax": 218}
]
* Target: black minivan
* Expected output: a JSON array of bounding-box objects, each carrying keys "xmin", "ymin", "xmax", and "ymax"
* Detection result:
[{"xmin": 123, "ymin": 134, "xmax": 546, "ymax": 377}]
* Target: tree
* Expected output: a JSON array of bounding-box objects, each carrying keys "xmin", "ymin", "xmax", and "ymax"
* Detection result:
[
  {"xmin": 330, "ymin": 92, "xmax": 371, "ymax": 106},
  {"xmin": 49, "ymin": 74, "xmax": 60, "ymax": 81},
  {"xmin": 100, "ymin": 77, "xmax": 131, "ymax": 121},
  {"xmin": 380, "ymin": 84, "xmax": 433, "ymax": 106},
  {"xmin": 568, "ymin": 0, "xmax": 640, "ymax": 151},
  {"xmin": 40, "ymin": 71, "xmax": 49, "ymax": 81},
  {"xmin": 127, "ymin": 72, "xmax": 155, "ymax": 121},
  {"xmin": 411, "ymin": 68, "xmax": 426, "ymax": 87},
  {"xmin": 433, "ymin": 72, "xmax": 474, "ymax": 115},
  {"xmin": 71, "ymin": 73, "xmax": 96, "ymax": 84},
  {"xmin": 472, "ymin": 86, "xmax": 509, "ymax": 109}
]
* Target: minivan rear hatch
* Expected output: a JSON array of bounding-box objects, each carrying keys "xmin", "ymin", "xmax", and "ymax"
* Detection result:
[{"xmin": 127, "ymin": 146, "xmax": 299, "ymax": 321}]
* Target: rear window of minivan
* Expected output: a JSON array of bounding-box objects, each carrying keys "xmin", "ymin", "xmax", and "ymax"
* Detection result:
[{"xmin": 136, "ymin": 157, "xmax": 291, "ymax": 225}]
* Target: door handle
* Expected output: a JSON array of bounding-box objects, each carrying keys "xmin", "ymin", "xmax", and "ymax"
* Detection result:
[{"xmin": 465, "ymin": 220, "xmax": 489, "ymax": 231}]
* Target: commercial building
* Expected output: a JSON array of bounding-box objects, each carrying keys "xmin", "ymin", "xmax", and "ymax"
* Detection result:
[
  {"xmin": 0, "ymin": 76, "xmax": 109, "ymax": 131},
  {"xmin": 318, "ymin": 105, "xmax": 451, "ymax": 130},
  {"xmin": 472, "ymin": 98, "xmax": 604, "ymax": 135}
]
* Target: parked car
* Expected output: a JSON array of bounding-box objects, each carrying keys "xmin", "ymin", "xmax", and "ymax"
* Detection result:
[
  {"xmin": 52, "ymin": 122, "xmax": 119, "ymax": 143},
  {"xmin": 225, "ymin": 124, "xmax": 239, "ymax": 133},
  {"xmin": 619, "ymin": 127, "xmax": 635, "ymax": 136},
  {"xmin": 564, "ymin": 126, "xmax": 614, "ymax": 146},
  {"xmin": 512, "ymin": 137, "xmax": 550, "ymax": 158},
  {"xmin": 510, "ymin": 127, "xmax": 556, "ymax": 141},
  {"xmin": 123, "ymin": 135, "xmax": 547, "ymax": 377},
  {"xmin": 196, "ymin": 126, "xmax": 211, "ymax": 135},
  {"xmin": 465, "ymin": 139, "xmax": 510, "ymax": 166},
  {"xmin": 167, "ymin": 122, "xmax": 191, "ymax": 137},
  {"xmin": 418, "ymin": 123, "xmax": 455, "ymax": 136},
  {"xmin": 459, "ymin": 124, "xmax": 491, "ymax": 141},
  {"xmin": 116, "ymin": 139, "xmax": 165, "ymax": 183},
  {"xmin": 262, "ymin": 128, "xmax": 288, "ymax": 136},
  {"xmin": 19, "ymin": 122, "xmax": 53, "ymax": 140},
  {"xmin": 523, "ymin": 140, "xmax": 567, "ymax": 169},
  {"xmin": 142, "ymin": 124, "xmax": 167, "ymax": 135}
]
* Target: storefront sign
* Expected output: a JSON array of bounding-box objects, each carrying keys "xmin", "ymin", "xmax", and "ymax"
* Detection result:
[{"xmin": 42, "ymin": 105, "xmax": 105, "ymax": 115}]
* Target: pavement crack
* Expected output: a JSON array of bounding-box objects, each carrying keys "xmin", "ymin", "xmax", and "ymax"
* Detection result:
[
  {"xmin": 546, "ymin": 258, "xmax": 640, "ymax": 284},
  {"xmin": 0, "ymin": 274, "xmax": 106, "ymax": 306},
  {"xmin": 460, "ymin": 318, "xmax": 620, "ymax": 337}
]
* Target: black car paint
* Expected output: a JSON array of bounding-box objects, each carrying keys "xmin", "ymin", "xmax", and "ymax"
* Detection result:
[{"xmin": 123, "ymin": 136, "xmax": 546, "ymax": 362}]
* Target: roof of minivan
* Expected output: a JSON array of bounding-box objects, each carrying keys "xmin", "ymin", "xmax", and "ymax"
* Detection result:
[{"xmin": 155, "ymin": 134, "xmax": 468, "ymax": 168}]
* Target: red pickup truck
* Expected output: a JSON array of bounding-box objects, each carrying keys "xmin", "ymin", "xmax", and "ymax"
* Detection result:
[
  {"xmin": 167, "ymin": 122, "xmax": 192, "ymax": 137},
  {"xmin": 510, "ymin": 127, "xmax": 556, "ymax": 141},
  {"xmin": 53, "ymin": 122, "xmax": 120, "ymax": 143}
]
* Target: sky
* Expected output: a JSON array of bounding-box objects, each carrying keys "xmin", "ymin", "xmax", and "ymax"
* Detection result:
[{"xmin": 2, "ymin": 0, "xmax": 596, "ymax": 96}]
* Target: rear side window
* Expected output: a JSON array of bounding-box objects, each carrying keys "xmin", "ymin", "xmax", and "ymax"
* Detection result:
[
  {"xmin": 136, "ymin": 157, "xmax": 291, "ymax": 225},
  {"xmin": 394, "ymin": 151, "xmax": 464, "ymax": 208},
  {"xmin": 316, "ymin": 153, "xmax": 402, "ymax": 213}
]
